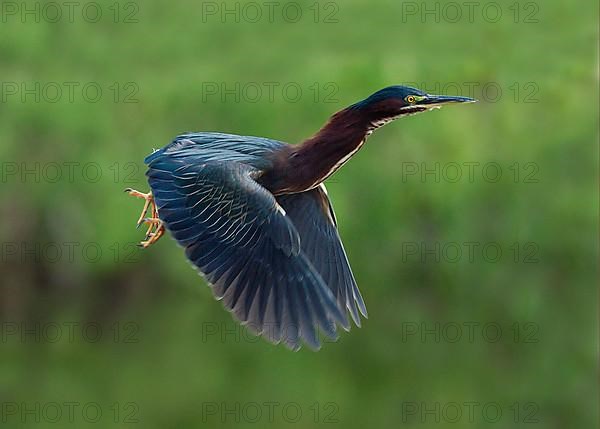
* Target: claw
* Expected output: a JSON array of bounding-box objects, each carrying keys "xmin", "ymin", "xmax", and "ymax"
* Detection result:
[
  {"xmin": 138, "ymin": 225, "xmax": 164, "ymax": 248},
  {"xmin": 126, "ymin": 188, "xmax": 165, "ymax": 249}
]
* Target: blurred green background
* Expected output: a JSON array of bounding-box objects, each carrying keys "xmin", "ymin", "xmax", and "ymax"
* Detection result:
[{"xmin": 0, "ymin": 0, "xmax": 598, "ymax": 427}]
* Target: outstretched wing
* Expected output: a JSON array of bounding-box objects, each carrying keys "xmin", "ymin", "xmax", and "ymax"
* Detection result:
[
  {"xmin": 277, "ymin": 186, "xmax": 368, "ymax": 327},
  {"xmin": 146, "ymin": 153, "xmax": 346, "ymax": 350}
]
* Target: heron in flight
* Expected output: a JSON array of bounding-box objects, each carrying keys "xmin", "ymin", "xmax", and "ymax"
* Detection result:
[{"xmin": 126, "ymin": 85, "xmax": 475, "ymax": 350}]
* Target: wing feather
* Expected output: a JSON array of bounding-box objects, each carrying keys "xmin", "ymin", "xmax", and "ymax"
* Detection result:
[
  {"xmin": 145, "ymin": 150, "xmax": 346, "ymax": 350},
  {"xmin": 277, "ymin": 186, "xmax": 368, "ymax": 329}
]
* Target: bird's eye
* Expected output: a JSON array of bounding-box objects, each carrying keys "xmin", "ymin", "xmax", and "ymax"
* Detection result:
[{"xmin": 406, "ymin": 95, "xmax": 416, "ymax": 103}]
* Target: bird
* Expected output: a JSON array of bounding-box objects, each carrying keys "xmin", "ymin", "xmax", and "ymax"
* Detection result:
[{"xmin": 125, "ymin": 85, "xmax": 475, "ymax": 350}]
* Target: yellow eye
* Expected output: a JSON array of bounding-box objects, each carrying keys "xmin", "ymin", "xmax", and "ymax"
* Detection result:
[{"xmin": 406, "ymin": 95, "xmax": 416, "ymax": 103}]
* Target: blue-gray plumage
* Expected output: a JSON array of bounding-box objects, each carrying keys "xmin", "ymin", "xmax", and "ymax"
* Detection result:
[{"xmin": 127, "ymin": 86, "xmax": 475, "ymax": 350}]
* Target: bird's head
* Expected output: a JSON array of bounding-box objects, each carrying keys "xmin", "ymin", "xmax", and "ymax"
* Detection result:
[{"xmin": 350, "ymin": 85, "xmax": 476, "ymax": 128}]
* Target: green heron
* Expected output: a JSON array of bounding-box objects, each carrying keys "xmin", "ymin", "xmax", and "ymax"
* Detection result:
[{"xmin": 126, "ymin": 85, "xmax": 475, "ymax": 350}]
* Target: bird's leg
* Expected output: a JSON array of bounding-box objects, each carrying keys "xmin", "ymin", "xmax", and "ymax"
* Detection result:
[
  {"xmin": 125, "ymin": 188, "xmax": 165, "ymax": 248},
  {"xmin": 125, "ymin": 188, "xmax": 153, "ymax": 227},
  {"xmin": 142, "ymin": 202, "xmax": 158, "ymax": 238}
]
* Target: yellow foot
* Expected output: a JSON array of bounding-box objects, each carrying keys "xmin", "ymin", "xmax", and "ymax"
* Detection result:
[
  {"xmin": 125, "ymin": 188, "xmax": 165, "ymax": 248},
  {"xmin": 138, "ymin": 221, "xmax": 165, "ymax": 248}
]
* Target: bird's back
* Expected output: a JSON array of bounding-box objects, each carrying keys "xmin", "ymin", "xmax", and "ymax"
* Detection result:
[{"xmin": 144, "ymin": 132, "xmax": 286, "ymax": 171}]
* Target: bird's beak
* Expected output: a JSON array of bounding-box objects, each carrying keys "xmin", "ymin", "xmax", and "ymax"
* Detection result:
[{"xmin": 419, "ymin": 94, "xmax": 477, "ymax": 110}]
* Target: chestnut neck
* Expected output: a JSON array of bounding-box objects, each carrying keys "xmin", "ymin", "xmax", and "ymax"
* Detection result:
[{"xmin": 265, "ymin": 107, "xmax": 377, "ymax": 194}]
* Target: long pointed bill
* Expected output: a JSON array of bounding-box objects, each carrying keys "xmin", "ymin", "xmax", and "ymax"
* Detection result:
[{"xmin": 419, "ymin": 94, "xmax": 477, "ymax": 110}]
